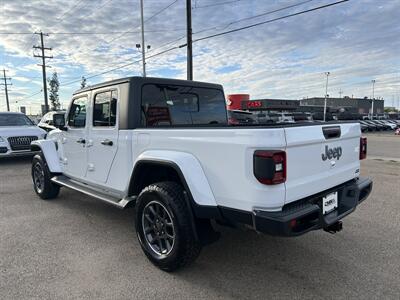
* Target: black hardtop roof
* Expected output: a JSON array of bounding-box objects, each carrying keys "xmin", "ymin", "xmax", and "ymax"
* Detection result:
[{"xmin": 73, "ymin": 76, "xmax": 223, "ymax": 95}]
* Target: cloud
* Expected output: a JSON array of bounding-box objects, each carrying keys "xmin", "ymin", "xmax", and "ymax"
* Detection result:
[{"xmin": 12, "ymin": 76, "xmax": 31, "ymax": 82}]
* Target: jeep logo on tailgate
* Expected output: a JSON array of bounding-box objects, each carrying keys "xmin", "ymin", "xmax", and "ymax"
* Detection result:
[{"xmin": 322, "ymin": 145, "xmax": 342, "ymax": 161}]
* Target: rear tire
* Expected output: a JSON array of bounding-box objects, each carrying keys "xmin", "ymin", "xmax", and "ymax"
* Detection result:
[
  {"xmin": 32, "ymin": 154, "xmax": 60, "ymax": 200},
  {"xmin": 135, "ymin": 181, "xmax": 201, "ymax": 272}
]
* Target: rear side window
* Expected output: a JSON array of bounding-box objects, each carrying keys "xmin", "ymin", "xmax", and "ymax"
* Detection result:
[
  {"xmin": 141, "ymin": 84, "xmax": 227, "ymax": 126},
  {"xmin": 68, "ymin": 96, "xmax": 87, "ymax": 128},
  {"xmin": 93, "ymin": 90, "xmax": 117, "ymax": 127}
]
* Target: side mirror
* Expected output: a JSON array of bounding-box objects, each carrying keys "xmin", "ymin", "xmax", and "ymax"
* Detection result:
[{"xmin": 53, "ymin": 114, "xmax": 67, "ymax": 131}]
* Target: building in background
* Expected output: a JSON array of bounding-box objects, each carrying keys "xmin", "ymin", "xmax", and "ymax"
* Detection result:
[
  {"xmin": 226, "ymin": 94, "xmax": 299, "ymax": 111},
  {"xmin": 241, "ymin": 98, "xmax": 299, "ymax": 111},
  {"xmin": 299, "ymin": 96, "xmax": 384, "ymax": 115},
  {"xmin": 226, "ymin": 94, "xmax": 386, "ymax": 120}
]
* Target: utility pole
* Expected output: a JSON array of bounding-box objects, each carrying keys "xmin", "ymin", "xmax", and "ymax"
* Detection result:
[
  {"xmin": 140, "ymin": 0, "xmax": 146, "ymax": 77},
  {"xmin": 323, "ymin": 72, "xmax": 330, "ymax": 122},
  {"xmin": 1, "ymin": 69, "xmax": 12, "ymax": 111},
  {"xmin": 33, "ymin": 32, "xmax": 53, "ymax": 114},
  {"xmin": 371, "ymin": 79, "xmax": 376, "ymax": 119},
  {"xmin": 339, "ymin": 89, "xmax": 343, "ymax": 98},
  {"xmin": 186, "ymin": 0, "xmax": 193, "ymax": 80}
]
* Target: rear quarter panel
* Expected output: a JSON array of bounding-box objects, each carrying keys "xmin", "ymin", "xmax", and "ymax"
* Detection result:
[{"xmin": 133, "ymin": 128, "xmax": 287, "ymax": 212}]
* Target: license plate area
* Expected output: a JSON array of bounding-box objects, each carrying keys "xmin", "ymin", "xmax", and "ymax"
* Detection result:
[{"xmin": 322, "ymin": 192, "xmax": 338, "ymax": 215}]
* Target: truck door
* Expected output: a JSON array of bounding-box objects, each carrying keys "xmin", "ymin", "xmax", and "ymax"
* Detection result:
[
  {"xmin": 86, "ymin": 88, "xmax": 119, "ymax": 183},
  {"xmin": 63, "ymin": 95, "xmax": 89, "ymax": 179}
]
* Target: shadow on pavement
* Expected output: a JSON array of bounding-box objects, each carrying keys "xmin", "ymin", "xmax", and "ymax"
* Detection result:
[{"xmin": 0, "ymin": 155, "xmax": 33, "ymax": 166}]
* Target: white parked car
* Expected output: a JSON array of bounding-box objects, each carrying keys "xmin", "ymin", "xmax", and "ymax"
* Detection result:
[
  {"xmin": 30, "ymin": 77, "xmax": 372, "ymax": 271},
  {"xmin": 0, "ymin": 112, "xmax": 46, "ymax": 157},
  {"xmin": 38, "ymin": 111, "xmax": 66, "ymax": 132}
]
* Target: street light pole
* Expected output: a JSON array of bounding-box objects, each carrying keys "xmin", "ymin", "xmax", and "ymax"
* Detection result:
[
  {"xmin": 186, "ymin": 0, "xmax": 193, "ymax": 80},
  {"xmin": 323, "ymin": 72, "xmax": 330, "ymax": 122},
  {"xmin": 371, "ymin": 79, "xmax": 376, "ymax": 119},
  {"xmin": 140, "ymin": 0, "xmax": 146, "ymax": 77}
]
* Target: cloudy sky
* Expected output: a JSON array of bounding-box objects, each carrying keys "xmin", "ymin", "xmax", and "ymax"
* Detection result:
[{"xmin": 0, "ymin": 0, "xmax": 399, "ymax": 114}]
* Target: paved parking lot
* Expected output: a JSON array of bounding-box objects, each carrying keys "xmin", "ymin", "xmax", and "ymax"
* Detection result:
[
  {"xmin": 364, "ymin": 132, "xmax": 400, "ymax": 161},
  {"xmin": 1, "ymin": 134, "xmax": 399, "ymax": 299}
]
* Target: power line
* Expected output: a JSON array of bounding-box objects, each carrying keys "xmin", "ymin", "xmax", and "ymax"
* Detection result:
[
  {"xmin": 68, "ymin": 33, "xmax": 188, "ymax": 81},
  {"xmin": 1, "ymin": 0, "xmax": 314, "ymax": 67},
  {"xmin": 79, "ymin": 0, "xmax": 115, "ymax": 19},
  {"xmin": 192, "ymin": 0, "xmax": 349, "ymax": 43},
  {"xmin": 61, "ymin": 46, "xmax": 181, "ymax": 86},
  {"xmin": 0, "ymin": 32, "xmax": 39, "ymax": 35},
  {"xmin": 194, "ymin": 0, "xmax": 243, "ymax": 9},
  {"xmin": 157, "ymin": 0, "xmax": 315, "ymax": 43},
  {"xmin": 20, "ymin": 89, "xmax": 43, "ymax": 101},
  {"xmin": 215, "ymin": 0, "xmax": 315, "ymax": 29},
  {"xmin": 61, "ymin": 0, "xmax": 349, "ymax": 87},
  {"xmin": 56, "ymin": 0, "xmax": 86, "ymax": 21},
  {"xmin": 0, "ymin": 0, "xmax": 313, "ymax": 36},
  {"xmin": 69, "ymin": 33, "xmax": 187, "ymax": 82},
  {"xmin": 0, "ymin": 29, "xmax": 186, "ymax": 35},
  {"xmin": 155, "ymin": 34, "xmax": 187, "ymax": 50},
  {"xmin": 106, "ymin": 0, "xmax": 180, "ymax": 44},
  {"xmin": 145, "ymin": 0, "xmax": 180, "ymax": 24},
  {"xmin": 190, "ymin": 0, "xmax": 315, "ymax": 40}
]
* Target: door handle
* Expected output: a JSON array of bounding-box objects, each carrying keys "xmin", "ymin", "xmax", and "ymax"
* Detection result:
[
  {"xmin": 76, "ymin": 138, "xmax": 86, "ymax": 144},
  {"xmin": 100, "ymin": 139, "xmax": 113, "ymax": 146}
]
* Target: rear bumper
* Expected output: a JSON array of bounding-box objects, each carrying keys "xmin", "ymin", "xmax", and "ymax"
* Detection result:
[{"xmin": 219, "ymin": 177, "xmax": 373, "ymax": 237}]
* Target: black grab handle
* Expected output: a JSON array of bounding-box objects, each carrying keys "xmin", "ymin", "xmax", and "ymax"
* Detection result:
[{"xmin": 322, "ymin": 126, "xmax": 341, "ymax": 139}]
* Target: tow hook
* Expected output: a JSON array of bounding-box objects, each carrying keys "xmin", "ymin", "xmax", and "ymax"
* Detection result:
[{"xmin": 324, "ymin": 221, "xmax": 343, "ymax": 234}]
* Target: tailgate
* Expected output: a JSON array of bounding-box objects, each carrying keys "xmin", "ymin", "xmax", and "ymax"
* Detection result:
[{"xmin": 284, "ymin": 123, "xmax": 361, "ymax": 205}]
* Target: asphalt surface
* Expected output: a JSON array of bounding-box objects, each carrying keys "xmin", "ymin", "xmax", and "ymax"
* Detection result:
[
  {"xmin": 364, "ymin": 132, "xmax": 400, "ymax": 160},
  {"xmin": 1, "ymin": 134, "xmax": 399, "ymax": 299}
]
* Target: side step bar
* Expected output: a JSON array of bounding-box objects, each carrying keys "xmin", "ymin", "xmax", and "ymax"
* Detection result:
[{"xmin": 51, "ymin": 175, "xmax": 136, "ymax": 209}]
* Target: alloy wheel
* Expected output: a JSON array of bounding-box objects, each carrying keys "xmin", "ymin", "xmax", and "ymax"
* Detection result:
[
  {"xmin": 33, "ymin": 162, "xmax": 45, "ymax": 194},
  {"xmin": 142, "ymin": 200, "xmax": 175, "ymax": 256}
]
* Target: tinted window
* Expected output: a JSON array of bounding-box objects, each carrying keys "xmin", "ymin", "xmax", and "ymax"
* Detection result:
[
  {"xmin": 228, "ymin": 111, "xmax": 256, "ymax": 124},
  {"xmin": 68, "ymin": 96, "xmax": 87, "ymax": 127},
  {"xmin": 93, "ymin": 90, "xmax": 117, "ymax": 127},
  {"xmin": 0, "ymin": 114, "xmax": 34, "ymax": 126},
  {"xmin": 141, "ymin": 84, "xmax": 227, "ymax": 126}
]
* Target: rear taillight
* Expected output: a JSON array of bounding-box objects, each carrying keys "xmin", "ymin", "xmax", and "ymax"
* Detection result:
[
  {"xmin": 254, "ymin": 150, "xmax": 286, "ymax": 185},
  {"xmin": 359, "ymin": 137, "xmax": 367, "ymax": 160}
]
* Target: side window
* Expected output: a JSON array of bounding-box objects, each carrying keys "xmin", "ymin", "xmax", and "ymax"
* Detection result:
[
  {"xmin": 93, "ymin": 90, "xmax": 117, "ymax": 127},
  {"xmin": 141, "ymin": 84, "xmax": 227, "ymax": 126},
  {"xmin": 68, "ymin": 96, "xmax": 87, "ymax": 128}
]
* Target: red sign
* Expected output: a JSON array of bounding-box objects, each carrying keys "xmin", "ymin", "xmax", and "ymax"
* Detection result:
[{"xmin": 247, "ymin": 101, "xmax": 262, "ymax": 108}]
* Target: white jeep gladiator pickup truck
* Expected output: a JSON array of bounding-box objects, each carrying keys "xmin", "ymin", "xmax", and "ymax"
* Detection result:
[{"xmin": 30, "ymin": 76, "xmax": 372, "ymax": 271}]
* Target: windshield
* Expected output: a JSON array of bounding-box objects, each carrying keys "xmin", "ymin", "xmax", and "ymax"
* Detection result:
[{"xmin": 0, "ymin": 114, "xmax": 34, "ymax": 126}]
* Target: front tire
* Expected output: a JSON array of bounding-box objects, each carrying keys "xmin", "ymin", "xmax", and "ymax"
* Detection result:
[
  {"xmin": 135, "ymin": 182, "xmax": 201, "ymax": 272},
  {"xmin": 32, "ymin": 154, "xmax": 60, "ymax": 200}
]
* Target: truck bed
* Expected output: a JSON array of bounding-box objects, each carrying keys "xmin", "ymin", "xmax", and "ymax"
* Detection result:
[{"xmin": 109, "ymin": 122, "xmax": 363, "ymax": 212}]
